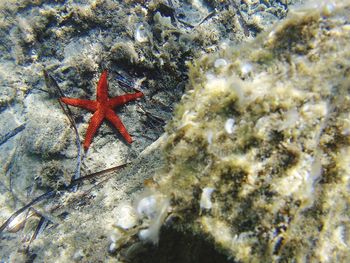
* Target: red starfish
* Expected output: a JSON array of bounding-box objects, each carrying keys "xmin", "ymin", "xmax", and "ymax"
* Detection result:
[{"xmin": 61, "ymin": 70, "xmax": 143, "ymax": 151}]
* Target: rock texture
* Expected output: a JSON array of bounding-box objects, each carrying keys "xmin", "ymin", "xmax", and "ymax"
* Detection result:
[
  {"xmin": 0, "ymin": 0, "xmax": 313, "ymax": 262},
  {"xmin": 152, "ymin": 1, "xmax": 350, "ymax": 262}
]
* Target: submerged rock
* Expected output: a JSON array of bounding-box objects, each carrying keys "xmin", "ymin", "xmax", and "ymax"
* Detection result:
[
  {"xmin": 150, "ymin": 1, "xmax": 350, "ymax": 262},
  {"xmin": 2, "ymin": 0, "xmax": 346, "ymax": 262}
]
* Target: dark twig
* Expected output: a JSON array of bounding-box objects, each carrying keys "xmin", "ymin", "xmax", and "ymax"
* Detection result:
[
  {"xmin": 6, "ymin": 145, "xmax": 18, "ymax": 198},
  {"xmin": 113, "ymin": 71, "xmax": 165, "ymax": 133},
  {"xmin": 53, "ymin": 172, "xmax": 118, "ymax": 213},
  {"xmin": 137, "ymin": 104, "xmax": 165, "ymax": 124},
  {"xmin": 178, "ymin": 10, "xmax": 216, "ymax": 28},
  {"xmin": 115, "ymin": 72, "xmax": 146, "ymax": 93},
  {"xmin": 25, "ymin": 215, "xmax": 49, "ymax": 253},
  {"xmin": 198, "ymin": 10, "xmax": 217, "ymax": 26},
  {"xmin": 43, "ymin": 70, "xmax": 82, "ymax": 189},
  {"xmin": 0, "ymin": 124, "xmax": 25, "ymax": 147},
  {"xmin": 0, "ymin": 180, "xmax": 52, "ymax": 231},
  {"xmin": 0, "ymin": 162, "xmax": 130, "ymax": 235},
  {"xmin": 71, "ymin": 162, "xmax": 130, "ymax": 185},
  {"xmin": 0, "ymin": 190, "xmax": 56, "ymax": 233}
]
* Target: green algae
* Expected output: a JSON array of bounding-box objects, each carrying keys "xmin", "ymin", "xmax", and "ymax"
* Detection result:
[
  {"xmin": 150, "ymin": 2, "xmax": 350, "ymax": 262},
  {"xmin": 0, "ymin": 0, "xmax": 338, "ymax": 262}
]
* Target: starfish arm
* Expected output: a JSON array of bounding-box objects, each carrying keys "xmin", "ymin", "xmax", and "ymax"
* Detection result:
[
  {"xmin": 105, "ymin": 109, "xmax": 132, "ymax": 144},
  {"xmin": 83, "ymin": 110, "xmax": 105, "ymax": 150},
  {"xmin": 61, "ymin": 97, "xmax": 98, "ymax": 112},
  {"xmin": 108, "ymin": 92, "xmax": 144, "ymax": 108},
  {"xmin": 96, "ymin": 70, "xmax": 109, "ymax": 102}
]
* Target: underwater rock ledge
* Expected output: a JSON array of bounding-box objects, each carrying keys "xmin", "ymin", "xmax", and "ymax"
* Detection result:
[{"xmin": 150, "ymin": 2, "xmax": 350, "ymax": 262}]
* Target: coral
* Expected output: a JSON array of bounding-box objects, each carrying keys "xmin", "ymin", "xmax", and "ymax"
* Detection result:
[{"xmin": 147, "ymin": 1, "xmax": 350, "ymax": 262}]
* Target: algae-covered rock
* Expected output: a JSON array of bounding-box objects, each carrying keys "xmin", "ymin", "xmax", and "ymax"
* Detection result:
[
  {"xmin": 0, "ymin": 0, "xmax": 302, "ymax": 261},
  {"xmin": 151, "ymin": 2, "xmax": 350, "ymax": 262},
  {"xmin": 5, "ymin": 0, "xmax": 350, "ymax": 262}
]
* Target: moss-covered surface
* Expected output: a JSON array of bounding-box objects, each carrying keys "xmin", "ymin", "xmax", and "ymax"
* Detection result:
[
  {"xmin": 152, "ymin": 2, "xmax": 350, "ymax": 262},
  {"xmin": 3, "ymin": 0, "xmax": 342, "ymax": 262}
]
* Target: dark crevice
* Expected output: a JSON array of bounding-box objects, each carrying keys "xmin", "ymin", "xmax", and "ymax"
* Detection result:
[{"xmin": 121, "ymin": 226, "xmax": 235, "ymax": 263}]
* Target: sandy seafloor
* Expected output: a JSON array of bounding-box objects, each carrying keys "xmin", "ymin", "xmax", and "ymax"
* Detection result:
[{"xmin": 2, "ymin": 0, "xmax": 350, "ymax": 262}]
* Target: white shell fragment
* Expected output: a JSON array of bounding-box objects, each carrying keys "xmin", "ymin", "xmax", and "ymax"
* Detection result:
[
  {"xmin": 225, "ymin": 118, "xmax": 235, "ymax": 134},
  {"xmin": 115, "ymin": 204, "xmax": 137, "ymax": 230},
  {"xmin": 135, "ymin": 193, "xmax": 170, "ymax": 244},
  {"xmin": 240, "ymin": 62, "xmax": 253, "ymax": 75},
  {"xmin": 139, "ymin": 228, "xmax": 152, "ymax": 241},
  {"xmin": 214, "ymin": 58, "xmax": 228, "ymax": 68},
  {"xmin": 207, "ymin": 130, "xmax": 213, "ymax": 144},
  {"xmin": 108, "ymin": 242, "xmax": 117, "ymax": 254},
  {"xmin": 200, "ymin": 187, "xmax": 215, "ymax": 210},
  {"xmin": 135, "ymin": 23, "xmax": 148, "ymax": 43},
  {"xmin": 137, "ymin": 195, "xmax": 157, "ymax": 219}
]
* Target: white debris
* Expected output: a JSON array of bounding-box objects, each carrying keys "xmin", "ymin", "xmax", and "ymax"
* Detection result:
[
  {"xmin": 240, "ymin": 62, "xmax": 253, "ymax": 75},
  {"xmin": 137, "ymin": 195, "xmax": 157, "ymax": 219},
  {"xmin": 108, "ymin": 242, "xmax": 117, "ymax": 254},
  {"xmin": 136, "ymin": 193, "xmax": 170, "ymax": 244},
  {"xmin": 207, "ymin": 130, "xmax": 213, "ymax": 144},
  {"xmin": 73, "ymin": 249, "xmax": 84, "ymax": 260},
  {"xmin": 200, "ymin": 187, "xmax": 215, "ymax": 210},
  {"xmin": 115, "ymin": 204, "xmax": 138, "ymax": 230},
  {"xmin": 278, "ymin": 108, "xmax": 299, "ymax": 131},
  {"xmin": 225, "ymin": 118, "xmax": 235, "ymax": 134},
  {"xmin": 214, "ymin": 58, "xmax": 228, "ymax": 68},
  {"xmin": 135, "ymin": 23, "xmax": 148, "ymax": 43}
]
